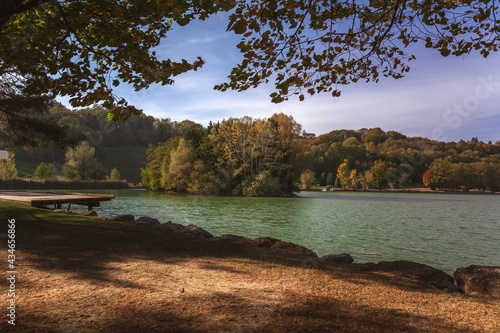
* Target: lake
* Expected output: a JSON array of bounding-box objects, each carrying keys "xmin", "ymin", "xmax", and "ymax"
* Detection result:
[{"xmin": 92, "ymin": 189, "xmax": 500, "ymax": 274}]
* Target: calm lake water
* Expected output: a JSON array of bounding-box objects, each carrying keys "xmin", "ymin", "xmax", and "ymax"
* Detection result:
[{"xmin": 91, "ymin": 189, "xmax": 500, "ymax": 274}]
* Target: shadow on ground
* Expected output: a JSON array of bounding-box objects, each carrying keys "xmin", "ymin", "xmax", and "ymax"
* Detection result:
[{"xmin": 1, "ymin": 203, "xmax": 498, "ymax": 332}]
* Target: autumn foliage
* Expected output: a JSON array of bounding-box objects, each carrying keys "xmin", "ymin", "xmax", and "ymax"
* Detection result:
[
  {"xmin": 422, "ymin": 169, "xmax": 434, "ymax": 189},
  {"xmin": 141, "ymin": 113, "xmax": 304, "ymax": 196}
]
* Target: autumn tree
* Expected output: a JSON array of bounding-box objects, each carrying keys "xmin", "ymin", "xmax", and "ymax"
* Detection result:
[
  {"xmin": 140, "ymin": 137, "xmax": 181, "ymax": 191},
  {"xmin": 341, "ymin": 137, "xmax": 366, "ymax": 166},
  {"xmin": 165, "ymin": 138, "xmax": 195, "ymax": 192},
  {"xmin": 337, "ymin": 160, "xmax": 355, "ymax": 190},
  {"xmin": 484, "ymin": 163, "xmax": 500, "ymax": 193},
  {"xmin": 216, "ymin": 116, "xmax": 256, "ymax": 182},
  {"xmin": 268, "ymin": 113, "xmax": 304, "ymax": 192},
  {"xmin": 428, "ymin": 158, "xmax": 453, "ymax": 191},
  {"xmin": 213, "ymin": 113, "xmax": 302, "ymax": 195},
  {"xmin": 385, "ymin": 166, "xmax": 400, "ymax": 190},
  {"xmin": 422, "ymin": 169, "xmax": 435, "ymax": 189},
  {"xmin": 358, "ymin": 170, "xmax": 373, "ymax": 191},
  {"xmin": 300, "ymin": 169, "xmax": 316, "ymax": 190},
  {"xmin": 370, "ymin": 160, "xmax": 390, "ymax": 190},
  {"xmin": 398, "ymin": 172, "xmax": 412, "ymax": 190},
  {"xmin": 362, "ymin": 128, "xmax": 387, "ymax": 146},
  {"xmin": 218, "ymin": 1, "xmax": 500, "ymax": 102},
  {"xmin": 468, "ymin": 162, "xmax": 488, "ymax": 193}
]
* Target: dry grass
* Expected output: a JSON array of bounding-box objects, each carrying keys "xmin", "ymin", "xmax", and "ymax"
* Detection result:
[{"xmin": 1, "ymin": 202, "xmax": 499, "ymax": 332}]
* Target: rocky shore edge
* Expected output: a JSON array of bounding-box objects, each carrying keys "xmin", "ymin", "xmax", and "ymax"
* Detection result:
[{"xmin": 55, "ymin": 209, "xmax": 500, "ymax": 300}]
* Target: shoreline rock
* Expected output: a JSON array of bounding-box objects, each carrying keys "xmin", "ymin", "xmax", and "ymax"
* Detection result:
[
  {"xmin": 250, "ymin": 237, "xmax": 281, "ymax": 248},
  {"xmin": 47, "ymin": 208, "xmax": 499, "ymax": 298},
  {"xmin": 320, "ymin": 253, "xmax": 354, "ymax": 265},
  {"xmin": 209, "ymin": 234, "xmax": 253, "ymax": 245},
  {"xmin": 454, "ymin": 265, "xmax": 500, "ymax": 298},
  {"xmin": 357, "ymin": 260, "xmax": 455, "ymax": 290},
  {"xmin": 157, "ymin": 221, "xmax": 185, "ymax": 232},
  {"xmin": 109, "ymin": 214, "xmax": 135, "ymax": 222},
  {"xmin": 181, "ymin": 224, "xmax": 214, "ymax": 239},
  {"xmin": 135, "ymin": 216, "xmax": 161, "ymax": 226},
  {"xmin": 270, "ymin": 240, "xmax": 318, "ymax": 257}
]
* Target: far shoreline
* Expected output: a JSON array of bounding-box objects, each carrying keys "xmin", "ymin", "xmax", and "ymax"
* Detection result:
[{"xmin": 300, "ymin": 187, "xmax": 500, "ymax": 195}]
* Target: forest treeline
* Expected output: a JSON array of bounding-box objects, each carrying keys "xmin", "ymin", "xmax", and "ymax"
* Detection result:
[
  {"xmin": 3, "ymin": 104, "xmax": 500, "ymax": 194},
  {"xmin": 142, "ymin": 115, "xmax": 500, "ymax": 195},
  {"xmin": 306, "ymin": 128, "xmax": 500, "ymax": 193}
]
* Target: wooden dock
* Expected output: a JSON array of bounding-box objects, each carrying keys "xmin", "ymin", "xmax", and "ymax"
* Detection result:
[{"xmin": 0, "ymin": 191, "xmax": 114, "ymax": 210}]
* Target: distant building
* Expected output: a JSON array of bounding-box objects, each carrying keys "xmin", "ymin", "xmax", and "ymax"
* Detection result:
[
  {"xmin": 0, "ymin": 150, "xmax": 8, "ymax": 160},
  {"xmin": 302, "ymin": 132, "xmax": 316, "ymax": 139}
]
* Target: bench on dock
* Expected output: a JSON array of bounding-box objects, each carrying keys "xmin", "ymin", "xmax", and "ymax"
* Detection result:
[{"xmin": 0, "ymin": 191, "xmax": 115, "ymax": 211}]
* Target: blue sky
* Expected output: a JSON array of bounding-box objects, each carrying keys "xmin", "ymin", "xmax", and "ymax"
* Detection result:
[{"xmin": 60, "ymin": 13, "xmax": 500, "ymax": 143}]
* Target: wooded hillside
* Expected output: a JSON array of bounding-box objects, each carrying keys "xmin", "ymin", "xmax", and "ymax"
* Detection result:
[
  {"xmin": 4, "ymin": 104, "xmax": 500, "ymax": 192},
  {"xmin": 142, "ymin": 117, "xmax": 500, "ymax": 195}
]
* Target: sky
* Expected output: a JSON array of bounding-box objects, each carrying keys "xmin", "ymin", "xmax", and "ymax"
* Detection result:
[{"xmin": 59, "ymin": 12, "xmax": 500, "ymax": 143}]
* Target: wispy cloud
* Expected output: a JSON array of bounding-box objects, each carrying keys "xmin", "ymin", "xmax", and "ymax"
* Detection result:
[{"xmin": 185, "ymin": 34, "xmax": 225, "ymax": 45}]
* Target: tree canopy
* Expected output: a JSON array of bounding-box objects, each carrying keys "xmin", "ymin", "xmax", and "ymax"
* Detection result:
[
  {"xmin": 217, "ymin": 0, "xmax": 500, "ymax": 102},
  {"xmin": 0, "ymin": 0, "xmax": 235, "ymax": 147},
  {"xmin": 2, "ymin": 1, "xmax": 499, "ymax": 108},
  {"xmin": 1, "ymin": 1, "xmax": 499, "ymax": 146},
  {"xmin": 0, "ymin": 0, "xmax": 236, "ymax": 111}
]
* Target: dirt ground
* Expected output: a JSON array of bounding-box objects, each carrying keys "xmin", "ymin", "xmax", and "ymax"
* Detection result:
[{"xmin": 1, "ymin": 203, "xmax": 499, "ymax": 332}]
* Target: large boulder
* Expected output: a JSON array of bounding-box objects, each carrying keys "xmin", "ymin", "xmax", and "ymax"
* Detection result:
[
  {"xmin": 157, "ymin": 221, "xmax": 185, "ymax": 232},
  {"xmin": 210, "ymin": 234, "xmax": 253, "ymax": 245},
  {"xmin": 135, "ymin": 216, "xmax": 161, "ymax": 226},
  {"xmin": 250, "ymin": 237, "xmax": 317, "ymax": 257},
  {"xmin": 320, "ymin": 253, "xmax": 354, "ymax": 265},
  {"xmin": 361, "ymin": 261, "xmax": 454, "ymax": 290},
  {"xmin": 181, "ymin": 224, "xmax": 214, "ymax": 239},
  {"xmin": 454, "ymin": 265, "xmax": 500, "ymax": 298},
  {"xmin": 109, "ymin": 214, "xmax": 135, "ymax": 222},
  {"xmin": 250, "ymin": 237, "xmax": 281, "ymax": 248},
  {"xmin": 270, "ymin": 240, "xmax": 318, "ymax": 257},
  {"xmin": 79, "ymin": 210, "xmax": 98, "ymax": 216}
]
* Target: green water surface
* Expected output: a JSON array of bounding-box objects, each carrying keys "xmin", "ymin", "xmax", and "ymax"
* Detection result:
[{"xmin": 93, "ymin": 190, "xmax": 500, "ymax": 274}]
